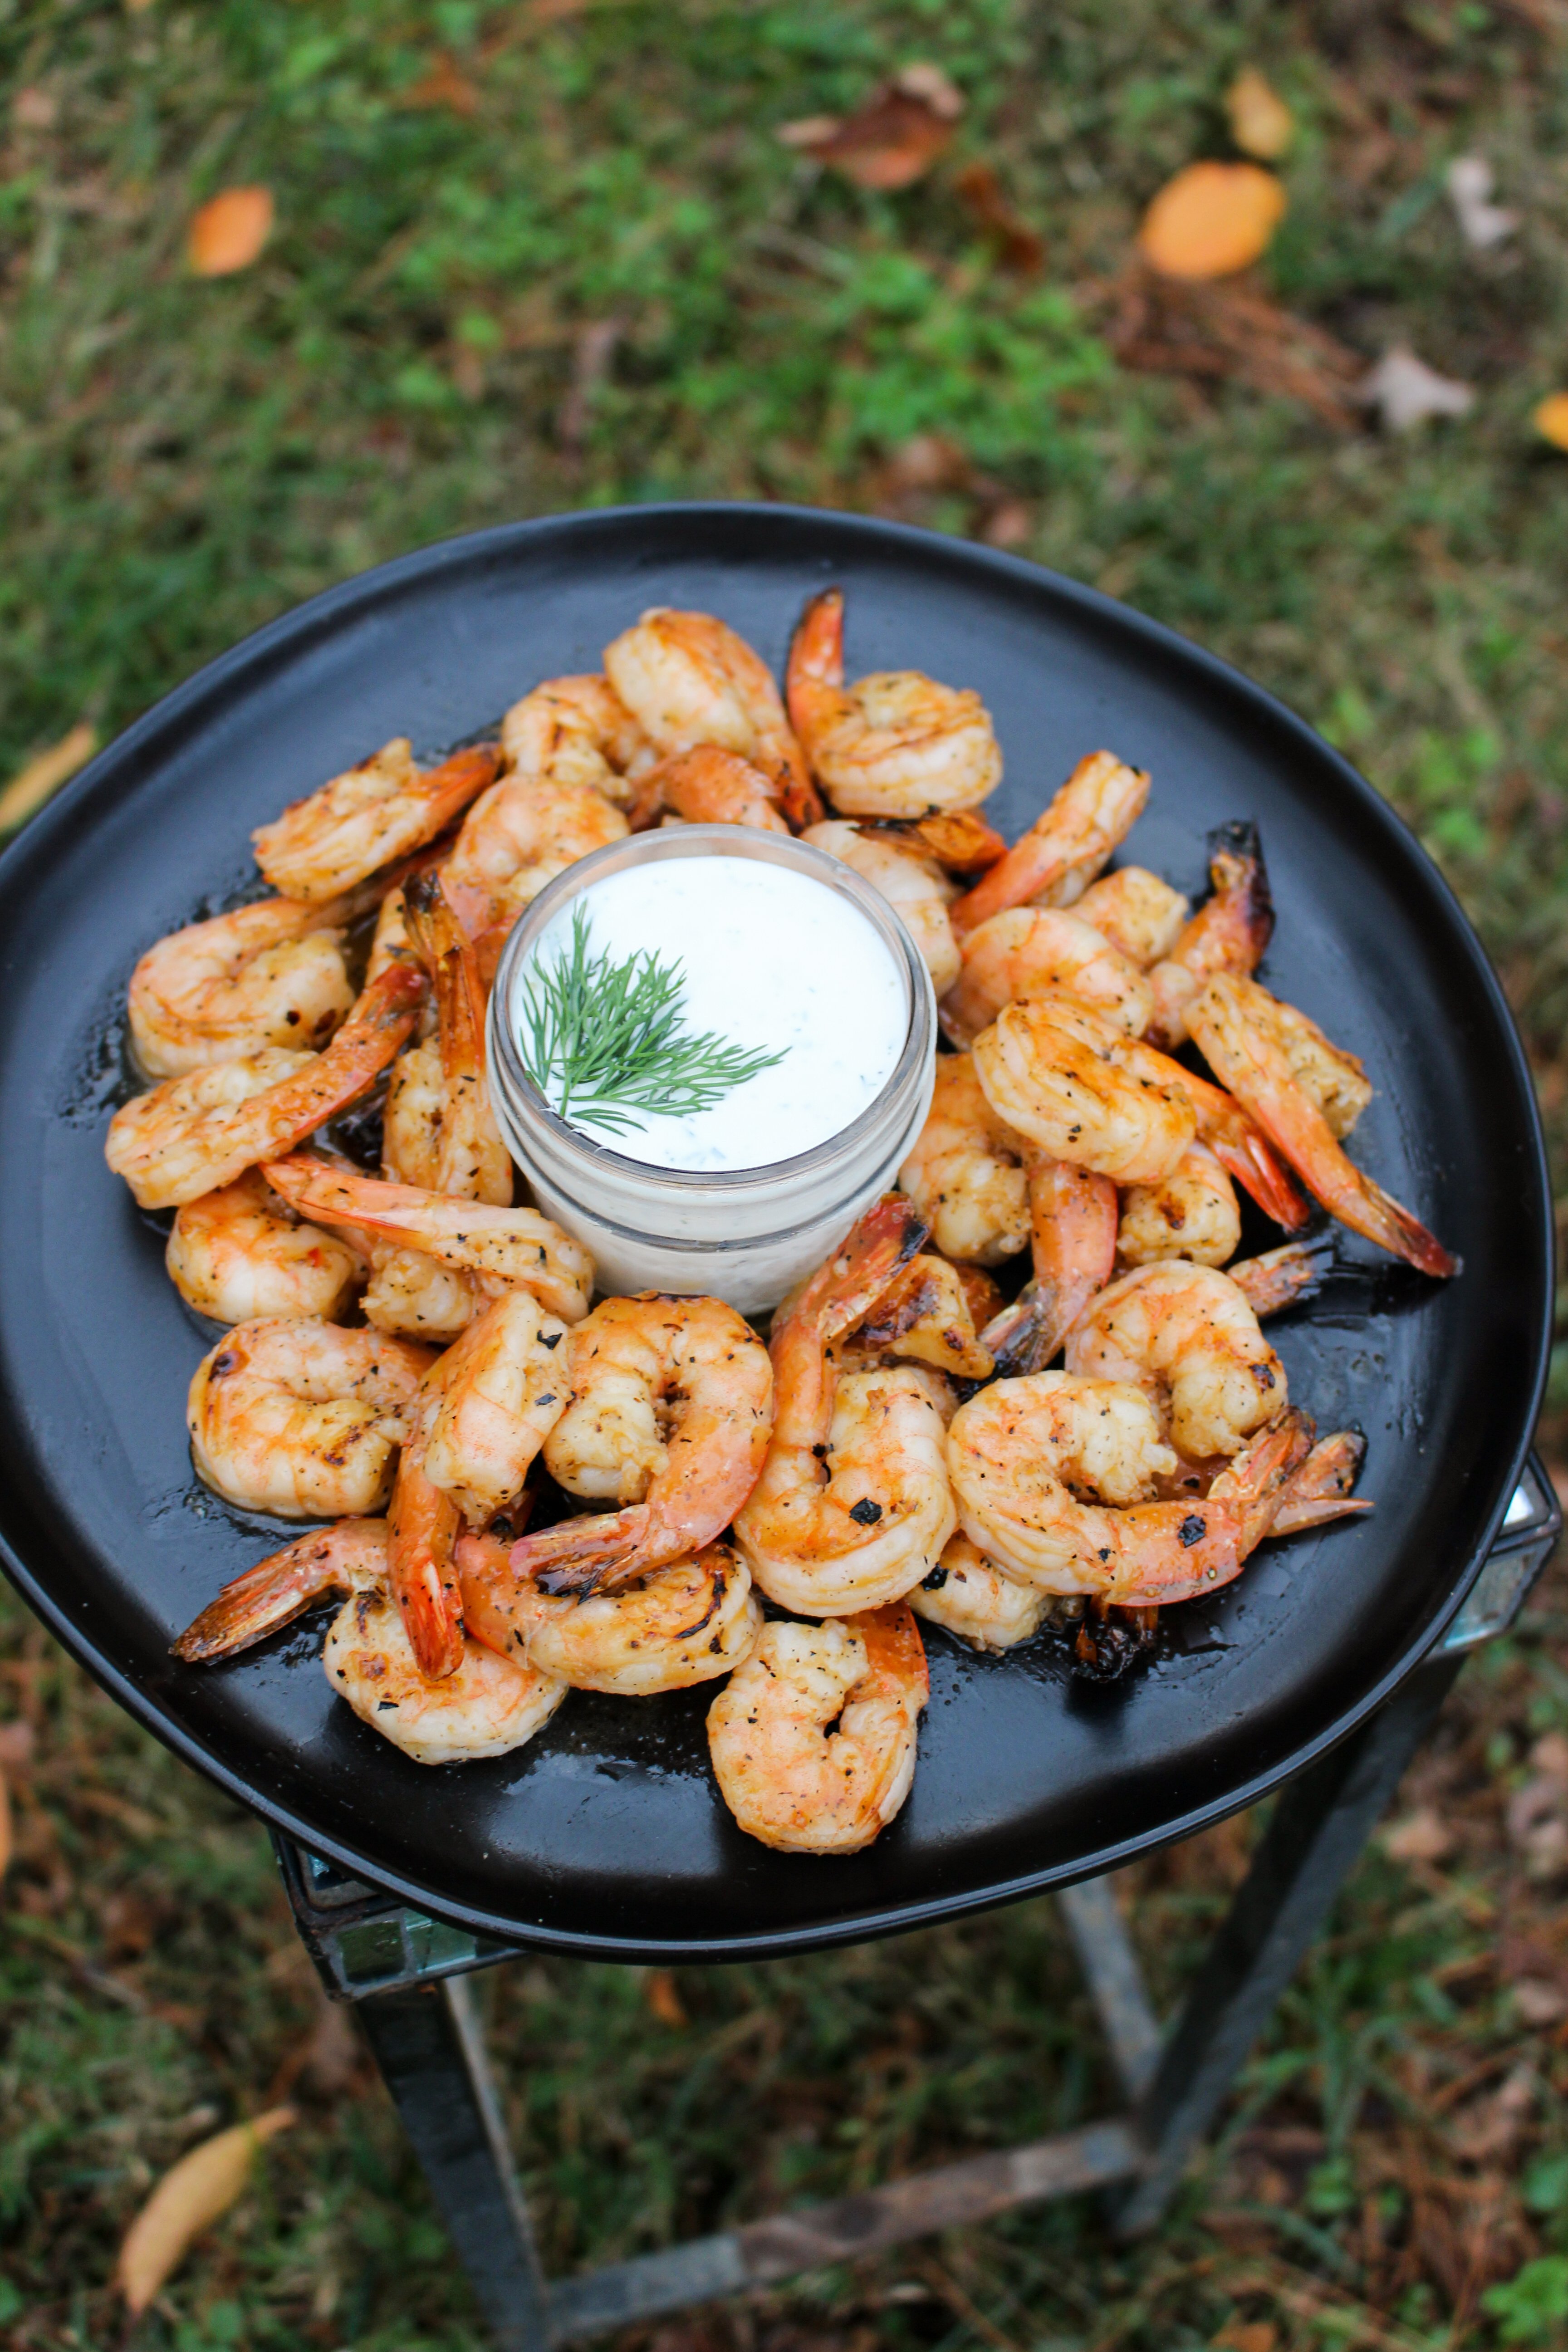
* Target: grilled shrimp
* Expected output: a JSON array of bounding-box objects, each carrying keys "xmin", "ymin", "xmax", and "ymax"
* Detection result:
[
  {"xmin": 1147, "ymin": 823, "xmax": 1274, "ymax": 1048},
  {"xmin": 392, "ymin": 871, "xmax": 511, "ymax": 1203},
  {"xmin": 1271, "ymin": 1430, "xmax": 1373, "ymax": 1535},
  {"xmin": 1064, "ymin": 1261, "xmax": 1286, "ymax": 1460},
  {"xmin": 127, "ymin": 894, "xmax": 375, "ymax": 1079},
  {"xmin": 253, "ymin": 740, "xmax": 500, "ymax": 903},
  {"xmin": 950, "ymin": 752, "xmax": 1149, "ymax": 935},
  {"xmin": 513, "ymin": 1293, "xmax": 774, "ymax": 1593},
  {"xmin": 167, "ymin": 1169, "xmax": 366, "ymax": 1325},
  {"xmin": 604, "ymin": 607, "xmax": 820, "ymax": 830},
  {"xmin": 803, "ymin": 820, "xmax": 961, "ymax": 995},
  {"xmin": 501, "ymin": 673, "xmax": 654, "ymax": 804},
  {"xmin": 840, "ymin": 1251, "xmax": 995, "ymax": 1382},
  {"xmin": 388, "ymin": 1291, "xmax": 572, "ymax": 1678},
  {"xmin": 457, "ymin": 1530, "xmax": 761, "ymax": 1696},
  {"xmin": 1117, "ymin": 1142, "xmax": 1240, "ymax": 1271},
  {"xmin": 324, "ymin": 1590, "xmax": 566, "ymax": 1764},
  {"xmin": 948, "ymin": 1370, "xmax": 1311, "ymax": 1602},
  {"xmin": 260, "ymin": 1156, "xmax": 593, "ymax": 1323},
  {"xmin": 978, "ymin": 1156, "xmax": 1118, "ymax": 1377},
  {"xmin": 630, "ymin": 746, "xmax": 790, "ymax": 834},
  {"xmin": 897, "ymin": 1052, "xmax": 1031, "ymax": 1265},
  {"xmin": 706, "ymin": 1603, "xmax": 928, "ymax": 1853},
  {"xmin": 977, "ymin": 991, "xmax": 1307, "ymax": 1225},
  {"xmin": 910, "ymin": 1531, "xmax": 1054, "ymax": 1652},
  {"xmin": 1073, "ymin": 867, "xmax": 1190, "ymax": 968},
  {"xmin": 732, "ymin": 1198, "xmax": 956, "ymax": 1616},
  {"xmin": 941, "ymin": 906, "xmax": 1154, "ymax": 1048},
  {"xmin": 171, "ymin": 1519, "xmax": 564, "ymax": 1763},
  {"xmin": 785, "ymin": 589, "xmax": 1001, "ymax": 819},
  {"xmin": 973, "ymin": 997, "xmax": 1197, "ymax": 1185},
  {"xmin": 1188, "ymin": 975, "xmax": 1457, "ymax": 1277},
  {"xmin": 106, "ymin": 964, "xmax": 425, "ymax": 1211},
  {"xmin": 440, "ymin": 773, "xmax": 628, "ymax": 960},
  {"xmin": 187, "ymin": 1318, "xmax": 436, "ymax": 1519}
]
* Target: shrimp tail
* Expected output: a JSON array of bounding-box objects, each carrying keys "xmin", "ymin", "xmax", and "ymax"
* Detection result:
[
  {"xmin": 1343, "ymin": 1179, "xmax": 1461, "ymax": 1280},
  {"xmin": 388, "ymin": 1457, "xmax": 466, "ymax": 1677},
  {"xmin": 1269, "ymin": 1428, "xmax": 1371, "ymax": 1536},
  {"xmin": 786, "ymin": 588, "xmax": 844, "ymax": 709},
  {"xmin": 805, "ymin": 1193, "xmax": 931, "ymax": 1344},
  {"xmin": 172, "ymin": 1519, "xmax": 387, "ymax": 1661},
  {"xmin": 1229, "ymin": 1236, "xmax": 1334, "ymax": 1318},
  {"xmin": 510, "ymin": 1504, "xmax": 652, "ymax": 1597},
  {"xmin": 984, "ymin": 1157, "xmax": 1117, "ymax": 1374},
  {"xmin": 1203, "ymin": 1122, "xmax": 1311, "ymax": 1231}
]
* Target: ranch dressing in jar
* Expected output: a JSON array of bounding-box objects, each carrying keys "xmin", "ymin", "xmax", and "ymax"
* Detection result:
[{"xmin": 523, "ymin": 859, "xmax": 907, "ymax": 1173}]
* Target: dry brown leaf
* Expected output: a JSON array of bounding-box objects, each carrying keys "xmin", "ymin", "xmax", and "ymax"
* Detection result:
[
  {"xmin": 1138, "ymin": 161, "xmax": 1287, "ymax": 280},
  {"xmin": 1535, "ymin": 392, "xmax": 1568, "ymax": 451},
  {"xmin": 1104, "ymin": 264, "xmax": 1361, "ymax": 428},
  {"xmin": 12, "ymin": 86, "xmax": 58, "ymax": 131},
  {"xmin": 1214, "ymin": 2325, "xmax": 1279, "ymax": 2352},
  {"xmin": 398, "ymin": 55, "xmax": 480, "ymax": 116},
  {"xmin": 188, "ymin": 186, "xmax": 274, "ymax": 278},
  {"xmin": 1383, "ymin": 1806, "xmax": 1454, "ymax": 1863},
  {"xmin": 116, "ymin": 2108, "xmax": 296, "ymax": 2314},
  {"xmin": 645, "ymin": 1969, "xmax": 688, "ymax": 2027},
  {"xmin": 777, "ymin": 64, "xmax": 965, "ymax": 191},
  {"xmin": 0, "ymin": 721, "xmax": 97, "ymax": 832},
  {"xmin": 952, "ymin": 162, "xmax": 1044, "ymax": 274},
  {"xmin": 1226, "ymin": 69, "xmax": 1294, "ymax": 162}
]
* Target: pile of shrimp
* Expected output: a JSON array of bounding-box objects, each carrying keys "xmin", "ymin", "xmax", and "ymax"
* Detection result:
[{"xmin": 108, "ymin": 590, "xmax": 1455, "ymax": 1857}]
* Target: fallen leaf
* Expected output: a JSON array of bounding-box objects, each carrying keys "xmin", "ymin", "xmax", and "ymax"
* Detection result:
[
  {"xmin": 398, "ymin": 55, "xmax": 480, "ymax": 116},
  {"xmin": 1447, "ymin": 2064, "xmax": 1537, "ymax": 2162},
  {"xmin": 12, "ymin": 86, "xmax": 58, "ymax": 131},
  {"xmin": 1514, "ymin": 1978, "xmax": 1568, "ymax": 2026},
  {"xmin": 645, "ymin": 1969, "xmax": 688, "ymax": 2027},
  {"xmin": 0, "ymin": 1721, "xmax": 35, "ymax": 1771},
  {"xmin": 1383, "ymin": 1806, "xmax": 1454, "ymax": 1863},
  {"xmin": 982, "ymin": 500, "xmax": 1033, "ymax": 549},
  {"xmin": 116, "ymin": 2108, "xmax": 296, "ymax": 2314},
  {"xmin": 0, "ymin": 721, "xmax": 97, "ymax": 832},
  {"xmin": 777, "ymin": 64, "xmax": 965, "ymax": 192},
  {"xmin": 0, "ymin": 1769, "xmax": 10, "ymax": 1879},
  {"xmin": 1215, "ymin": 2324, "xmax": 1278, "ymax": 2352},
  {"xmin": 188, "ymin": 186, "xmax": 274, "ymax": 278},
  {"xmin": 1137, "ymin": 161, "xmax": 1287, "ymax": 280},
  {"xmin": 1531, "ymin": 1732, "xmax": 1568, "ymax": 1779},
  {"xmin": 558, "ymin": 316, "xmax": 624, "ymax": 458},
  {"xmin": 1355, "ymin": 347, "xmax": 1475, "ymax": 432},
  {"xmin": 1446, "ymin": 155, "xmax": 1518, "ymax": 252},
  {"xmin": 1105, "ymin": 265, "xmax": 1360, "ymax": 427},
  {"xmin": 951, "ymin": 162, "xmax": 1044, "ymax": 273},
  {"xmin": 1226, "ymin": 69, "xmax": 1294, "ymax": 162}
]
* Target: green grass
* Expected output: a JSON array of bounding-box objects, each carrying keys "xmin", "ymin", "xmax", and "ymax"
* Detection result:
[{"xmin": 4, "ymin": 0, "xmax": 1568, "ymax": 2345}]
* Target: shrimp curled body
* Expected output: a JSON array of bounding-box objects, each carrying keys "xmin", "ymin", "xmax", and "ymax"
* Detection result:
[
  {"xmin": 187, "ymin": 1318, "xmax": 436, "ymax": 1519},
  {"xmin": 706, "ymin": 1604, "xmax": 928, "ymax": 1853}
]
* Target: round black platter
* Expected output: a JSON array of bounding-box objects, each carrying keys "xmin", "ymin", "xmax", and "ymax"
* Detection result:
[{"xmin": 0, "ymin": 505, "xmax": 1550, "ymax": 1962}]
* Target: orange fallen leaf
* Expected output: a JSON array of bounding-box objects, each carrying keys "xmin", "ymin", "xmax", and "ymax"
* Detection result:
[
  {"xmin": 0, "ymin": 720, "xmax": 97, "ymax": 832},
  {"xmin": 1137, "ymin": 161, "xmax": 1287, "ymax": 280},
  {"xmin": 952, "ymin": 161, "xmax": 1044, "ymax": 274},
  {"xmin": 1534, "ymin": 392, "xmax": 1568, "ymax": 451},
  {"xmin": 1226, "ymin": 68, "xmax": 1293, "ymax": 162},
  {"xmin": 116, "ymin": 2108, "xmax": 296, "ymax": 2314},
  {"xmin": 398, "ymin": 54, "xmax": 480, "ymax": 116},
  {"xmin": 644, "ymin": 1969, "xmax": 688, "ymax": 2027},
  {"xmin": 188, "ymin": 186, "xmax": 274, "ymax": 278},
  {"xmin": 777, "ymin": 63, "xmax": 965, "ymax": 191}
]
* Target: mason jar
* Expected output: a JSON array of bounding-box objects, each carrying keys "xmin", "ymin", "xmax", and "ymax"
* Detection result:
[{"xmin": 486, "ymin": 825, "xmax": 937, "ymax": 1314}]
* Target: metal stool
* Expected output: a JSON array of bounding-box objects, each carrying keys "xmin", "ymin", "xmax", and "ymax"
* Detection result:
[{"xmin": 272, "ymin": 1461, "xmax": 1560, "ymax": 2352}]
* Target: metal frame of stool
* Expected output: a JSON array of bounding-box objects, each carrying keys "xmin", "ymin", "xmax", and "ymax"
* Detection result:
[{"xmin": 272, "ymin": 1456, "xmax": 1560, "ymax": 2352}]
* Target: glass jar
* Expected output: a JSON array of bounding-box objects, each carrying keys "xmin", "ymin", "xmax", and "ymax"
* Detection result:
[{"xmin": 486, "ymin": 825, "xmax": 937, "ymax": 1313}]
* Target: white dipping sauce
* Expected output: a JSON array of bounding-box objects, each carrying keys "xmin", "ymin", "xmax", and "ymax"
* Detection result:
[{"xmin": 522, "ymin": 858, "xmax": 907, "ymax": 1172}]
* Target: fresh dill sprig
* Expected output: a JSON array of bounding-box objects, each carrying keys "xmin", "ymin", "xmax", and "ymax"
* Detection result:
[{"xmin": 517, "ymin": 902, "xmax": 785, "ymax": 1137}]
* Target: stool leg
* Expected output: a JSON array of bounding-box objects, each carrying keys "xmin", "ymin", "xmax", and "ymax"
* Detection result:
[
  {"xmin": 358, "ymin": 1975, "xmax": 553, "ymax": 2350},
  {"xmin": 1114, "ymin": 1652, "xmax": 1463, "ymax": 2235}
]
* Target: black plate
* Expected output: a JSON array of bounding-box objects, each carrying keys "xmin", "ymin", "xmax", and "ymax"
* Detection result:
[{"xmin": 0, "ymin": 506, "xmax": 1550, "ymax": 1961}]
